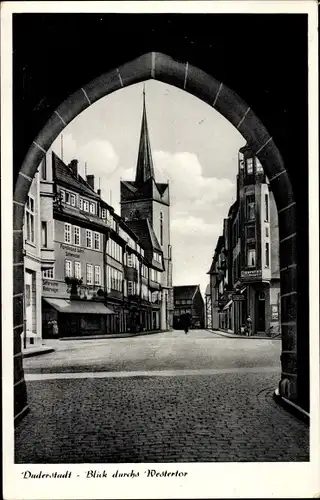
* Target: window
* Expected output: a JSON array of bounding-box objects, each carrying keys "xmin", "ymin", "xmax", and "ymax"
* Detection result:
[
  {"xmin": 41, "ymin": 221, "xmax": 47, "ymax": 248},
  {"xmin": 86, "ymin": 264, "xmax": 93, "ymax": 285},
  {"xmin": 123, "ymin": 280, "xmax": 128, "ymax": 297},
  {"xmin": 246, "ymin": 157, "xmax": 253, "ymax": 174},
  {"xmin": 64, "ymin": 223, "xmax": 71, "ymax": 244},
  {"xmin": 107, "ymin": 238, "xmax": 122, "ymax": 261},
  {"xmin": 239, "ymin": 152, "xmax": 245, "ymax": 170},
  {"xmin": 101, "ymin": 208, "xmax": 107, "ymax": 219},
  {"xmin": 264, "ymin": 194, "xmax": 269, "ymax": 222},
  {"xmin": 128, "ymin": 281, "xmax": 133, "ymax": 295},
  {"xmin": 60, "ymin": 190, "xmax": 65, "ymax": 202},
  {"xmin": 160, "ymin": 212, "xmax": 164, "ymax": 246},
  {"xmin": 89, "ymin": 202, "xmax": 96, "ymax": 214},
  {"xmin": 246, "ymin": 194, "xmax": 255, "ymax": 221},
  {"xmin": 65, "ymin": 260, "xmax": 73, "ymax": 277},
  {"xmin": 83, "ymin": 200, "xmax": 89, "ymax": 212},
  {"xmin": 94, "ymin": 232, "xmax": 101, "ymax": 250},
  {"xmin": 247, "ymin": 245, "xmax": 256, "ymax": 267},
  {"xmin": 65, "ymin": 192, "xmax": 70, "ymax": 204},
  {"xmin": 25, "ymin": 195, "xmax": 35, "ymax": 243},
  {"xmin": 70, "ymin": 194, "xmax": 76, "ymax": 206},
  {"xmin": 256, "ymin": 158, "xmax": 264, "ymax": 173},
  {"xmin": 127, "ymin": 254, "xmax": 133, "ymax": 267},
  {"xmin": 79, "ymin": 198, "xmax": 83, "ymax": 210},
  {"xmin": 74, "ymin": 261, "xmax": 81, "ymax": 279},
  {"xmin": 94, "ymin": 266, "xmax": 101, "ymax": 285},
  {"xmin": 41, "ymin": 157, "xmax": 47, "ymax": 180},
  {"xmin": 265, "ymin": 226, "xmax": 269, "ymax": 238},
  {"xmin": 86, "ymin": 229, "xmax": 92, "ymax": 248},
  {"xmin": 265, "ymin": 242, "xmax": 270, "ymax": 267},
  {"xmin": 73, "ymin": 226, "xmax": 81, "ymax": 246},
  {"xmin": 42, "ymin": 267, "xmax": 54, "ymax": 279},
  {"xmin": 168, "ymin": 245, "xmax": 172, "ymax": 260}
]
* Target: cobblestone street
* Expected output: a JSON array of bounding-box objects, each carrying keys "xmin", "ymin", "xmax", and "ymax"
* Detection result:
[{"xmin": 15, "ymin": 330, "xmax": 309, "ymax": 463}]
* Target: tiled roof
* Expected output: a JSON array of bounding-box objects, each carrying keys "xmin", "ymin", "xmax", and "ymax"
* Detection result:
[
  {"xmin": 173, "ymin": 285, "xmax": 199, "ymax": 301},
  {"xmin": 126, "ymin": 219, "xmax": 162, "ymax": 254},
  {"xmin": 52, "ymin": 152, "xmax": 100, "ymax": 200}
]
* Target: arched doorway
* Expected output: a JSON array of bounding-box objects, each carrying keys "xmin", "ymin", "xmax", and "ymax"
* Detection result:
[{"xmin": 13, "ymin": 52, "xmax": 301, "ymax": 423}]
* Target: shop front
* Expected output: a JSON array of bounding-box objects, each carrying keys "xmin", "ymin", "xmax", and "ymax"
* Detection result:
[{"xmin": 42, "ymin": 297, "xmax": 115, "ymax": 337}]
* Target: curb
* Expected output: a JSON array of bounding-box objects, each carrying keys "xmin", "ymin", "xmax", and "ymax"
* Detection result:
[
  {"xmin": 273, "ymin": 388, "xmax": 309, "ymax": 425},
  {"xmin": 59, "ymin": 330, "xmax": 165, "ymax": 341},
  {"xmin": 23, "ymin": 347, "xmax": 55, "ymax": 358},
  {"xmin": 208, "ymin": 329, "xmax": 281, "ymax": 340}
]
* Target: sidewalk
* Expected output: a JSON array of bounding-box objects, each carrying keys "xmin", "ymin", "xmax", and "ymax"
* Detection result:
[
  {"xmin": 27, "ymin": 329, "xmax": 165, "ymax": 354},
  {"xmin": 210, "ymin": 329, "xmax": 281, "ymax": 340},
  {"xmin": 22, "ymin": 345, "xmax": 55, "ymax": 358},
  {"xmin": 58, "ymin": 329, "xmax": 163, "ymax": 341}
]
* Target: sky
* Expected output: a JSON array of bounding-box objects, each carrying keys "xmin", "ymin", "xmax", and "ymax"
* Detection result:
[{"xmin": 52, "ymin": 80, "xmax": 245, "ymax": 297}]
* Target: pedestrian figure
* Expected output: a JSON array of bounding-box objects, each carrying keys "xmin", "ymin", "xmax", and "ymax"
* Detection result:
[
  {"xmin": 181, "ymin": 313, "xmax": 191, "ymax": 335},
  {"xmin": 52, "ymin": 319, "xmax": 59, "ymax": 337},
  {"xmin": 246, "ymin": 315, "xmax": 252, "ymax": 336}
]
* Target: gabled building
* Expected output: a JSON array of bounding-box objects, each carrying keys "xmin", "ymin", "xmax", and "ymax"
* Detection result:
[
  {"xmin": 173, "ymin": 285, "xmax": 204, "ymax": 329},
  {"xmin": 120, "ymin": 89, "xmax": 173, "ymax": 330},
  {"xmin": 207, "ymin": 144, "xmax": 281, "ymax": 337}
]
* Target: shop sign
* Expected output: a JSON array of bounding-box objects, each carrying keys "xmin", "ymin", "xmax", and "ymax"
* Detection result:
[
  {"xmin": 232, "ymin": 293, "xmax": 245, "ymax": 302},
  {"xmin": 241, "ymin": 269, "xmax": 262, "ymax": 279},
  {"xmin": 42, "ymin": 279, "xmax": 68, "ymax": 298}
]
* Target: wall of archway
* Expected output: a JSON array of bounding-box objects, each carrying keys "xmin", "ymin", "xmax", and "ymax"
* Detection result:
[{"xmin": 13, "ymin": 52, "xmax": 301, "ymax": 423}]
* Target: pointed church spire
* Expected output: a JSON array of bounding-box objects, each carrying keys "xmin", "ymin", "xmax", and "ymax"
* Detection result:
[{"xmin": 135, "ymin": 86, "xmax": 155, "ymax": 185}]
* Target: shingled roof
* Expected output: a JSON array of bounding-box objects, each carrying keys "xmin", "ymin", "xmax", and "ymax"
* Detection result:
[
  {"xmin": 52, "ymin": 152, "xmax": 100, "ymax": 200},
  {"xmin": 173, "ymin": 285, "xmax": 200, "ymax": 301}
]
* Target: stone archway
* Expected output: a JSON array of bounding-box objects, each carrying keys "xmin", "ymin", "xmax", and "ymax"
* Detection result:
[{"xmin": 13, "ymin": 52, "xmax": 299, "ymax": 423}]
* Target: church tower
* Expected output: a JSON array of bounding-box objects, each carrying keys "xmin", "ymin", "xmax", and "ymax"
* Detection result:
[{"xmin": 120, "ymin": 88, "xmax": 173, "ymax": 330}]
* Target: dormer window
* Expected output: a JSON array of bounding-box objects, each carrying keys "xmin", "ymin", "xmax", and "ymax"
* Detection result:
[{"xmin": 101, "ymin": 208, "xmax": 107, "ymax": 219}]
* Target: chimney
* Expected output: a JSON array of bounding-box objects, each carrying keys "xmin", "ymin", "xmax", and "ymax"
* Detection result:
[
  {"xmin": 97, "ymin": 188, "xmax": 101, "ymax": 197},
  {"xmin": 68, "ymin": 159, "xmax": 78, "ymax": 176},
  {"xmin": 86, "ymin": 175, "xmax": 95, "ymax": 190}
]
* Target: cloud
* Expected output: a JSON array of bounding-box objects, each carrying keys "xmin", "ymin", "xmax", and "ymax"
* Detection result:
[{"xmin": 52, "ymin": 133, "xmax": 119, "ymax": 179}]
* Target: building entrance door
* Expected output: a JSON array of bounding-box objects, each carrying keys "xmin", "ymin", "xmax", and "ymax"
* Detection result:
[{"xmin": 256, "ymin": 291, "xmax": 266, "ymax": 333}]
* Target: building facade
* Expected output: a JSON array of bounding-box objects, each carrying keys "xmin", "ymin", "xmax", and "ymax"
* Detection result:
[
  {"xmin": 208, "ymin": 144, "xmax": 281, "ymax": 337},
  {"xmin": 120, "ymin": 90, "xmax": 173, "ymax": 330},
  {"xmin": 173, "ymin": 285, "xmax": 205, "ymax": 329},
  {"xmin": 37, "ymin": 150, "xmax": 166, "ymax": 338},
  {"xmin": 23, "ymin": 171, "xmax": 43, "ymax": 347}
]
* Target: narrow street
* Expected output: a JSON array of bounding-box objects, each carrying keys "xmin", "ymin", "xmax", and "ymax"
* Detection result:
[{"xmin": 15, "ymin": 330, "xmax": 309, "ymax": 463}]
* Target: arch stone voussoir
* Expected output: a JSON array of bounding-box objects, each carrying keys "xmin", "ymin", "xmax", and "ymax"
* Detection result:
[
  {"xmin": 153, "ymin": 52, "xmax": 187, "ymax": 90},
  {"xmin": 280, "ymin": 265, "xmax": 297, "ymax": 296},
  {"xmin": 271, "ymin": 172, "xmax": 296, "ymax": 216},
  {"xmin": 278, "ymin": 203, "xmax": 297, "ymax": 239},
  {"xmin": 214, "ymin": 84, "xmax": 252, "ymax": 132},
  {"xmin": 83, "ymin": 69, "xmax": 125, "ymax": 106},
  {"xmin": 55, "ymin": 88, "xmax": 91, "ymax": 132},
  {"xmin": 118, "ymin": 53, "xmax": 153, "ymax": 88},
  {"xmin": 237, "ymin": 108, "xmax": 271, "ymax": 155},
  {"xmin": 184, "ymin": 64, "xmax": 221, "ymax": 108}
]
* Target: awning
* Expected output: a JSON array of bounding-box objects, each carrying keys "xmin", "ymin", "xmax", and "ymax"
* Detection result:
[
  {"xmin": 43, "ymin": 298, "xmax": 115, "ymax": 315},
  {"xmin": 223, "ymin": 299, "xmax": 233, "ymax": 311}
]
